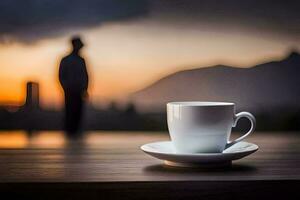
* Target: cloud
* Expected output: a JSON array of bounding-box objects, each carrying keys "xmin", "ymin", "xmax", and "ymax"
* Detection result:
[
  {"xmin": 0, "ymin": 0, "xmax": 299, "ymax": 43},
  {"xmin": 0, "ymin": 0, "xmax": 149, "ymax": 43},
  {"xmin": 149, "ymin": 0, "xmax": 300, "ymax": 39}
]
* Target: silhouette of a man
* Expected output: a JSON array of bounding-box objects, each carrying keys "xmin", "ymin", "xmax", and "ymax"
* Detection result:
[{"xmin": 59, "ymin": 36, "xmax": 89, "ymax": 134}]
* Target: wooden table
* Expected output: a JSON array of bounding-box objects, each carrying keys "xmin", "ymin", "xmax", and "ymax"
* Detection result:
[{"xmin": 0, "ymin": 131, "xmax": 299, "ymax": 199}]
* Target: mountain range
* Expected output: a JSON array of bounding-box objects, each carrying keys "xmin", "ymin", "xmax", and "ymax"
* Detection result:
[{"xmin": 132, "ymin": 51, "xmax": 300, "ymax": 114}]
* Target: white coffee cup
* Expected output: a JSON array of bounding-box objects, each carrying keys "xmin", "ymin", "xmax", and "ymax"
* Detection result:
[{"xmin": 167, "ymin": 101, "xmax": 256, "ymax": 153}]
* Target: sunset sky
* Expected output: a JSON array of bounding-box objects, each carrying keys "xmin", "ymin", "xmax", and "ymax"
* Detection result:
[{"xmin": 0, "ymin": 0, "xmax": 299, "ymax": 108}]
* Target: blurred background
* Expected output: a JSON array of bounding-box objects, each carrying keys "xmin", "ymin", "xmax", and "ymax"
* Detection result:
[{"xmin": 0, "ymin": 0, "xmax": 299, "ymax": 144}]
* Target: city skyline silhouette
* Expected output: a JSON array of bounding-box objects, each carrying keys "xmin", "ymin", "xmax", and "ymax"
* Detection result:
[{"xmin": 0, "ymin": 49, "xmax": 299, "ymax": 131}]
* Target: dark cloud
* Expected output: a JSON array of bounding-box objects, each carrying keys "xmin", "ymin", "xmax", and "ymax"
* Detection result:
[
  {"xmin": 149, "ymin": 0, "xmax": 300, "ymax": 39},
  {"xmin": 0, "ymin": 0, "xmax": 299, "ymax": 43},
  {"xmin": 0, "ymin": 0, "xmax": 149, "ymax": 43}
]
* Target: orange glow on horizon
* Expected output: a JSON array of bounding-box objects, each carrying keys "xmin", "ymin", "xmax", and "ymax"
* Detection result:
[{"xmin": 0, "ymin": 22, "xmax": 299, "ymax": 107}]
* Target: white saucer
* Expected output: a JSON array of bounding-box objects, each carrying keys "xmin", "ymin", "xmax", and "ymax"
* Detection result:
[{"xmin": 141, "ymin": 141, "xmax": 258, "ymax": 168}]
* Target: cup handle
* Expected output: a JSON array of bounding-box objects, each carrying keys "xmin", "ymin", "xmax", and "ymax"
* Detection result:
[{"xmin": 226, "ymin": 112, "xmax": 256, "ymax": 149}]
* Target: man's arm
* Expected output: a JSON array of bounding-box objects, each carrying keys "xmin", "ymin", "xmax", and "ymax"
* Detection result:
[
  {"xmin": 59, "ymin": 59, "xmax": 67, "ymax": 89},
  {"xmin": 82, "ymin": 59, "xmax": 89, "ymax": 91}
]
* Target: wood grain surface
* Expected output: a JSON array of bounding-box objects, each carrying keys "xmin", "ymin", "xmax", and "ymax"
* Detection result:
[{"xmin": 0, "ymin": 131, "xmax": 299, "ymax": 199}]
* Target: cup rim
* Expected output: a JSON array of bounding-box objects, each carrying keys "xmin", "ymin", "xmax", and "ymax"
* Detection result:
[{"xmin": 167, "ymin": 101, "xmax": 235, "ymax": 106}]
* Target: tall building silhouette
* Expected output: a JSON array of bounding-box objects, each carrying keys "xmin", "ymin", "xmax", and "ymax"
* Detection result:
[{"xmin": 25, "ymin": 81, "xmax": 40, "ymax": 109}]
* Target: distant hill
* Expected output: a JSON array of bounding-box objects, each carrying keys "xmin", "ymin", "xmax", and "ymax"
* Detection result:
[{"xmin": 132, "ymin": 51, "xmax": 300, "ymax": 114}]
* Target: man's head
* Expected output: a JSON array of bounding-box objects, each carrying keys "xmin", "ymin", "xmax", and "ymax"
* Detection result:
[{"xmin": 71, "ymin": 36, "xmax": 84, "ymax": 53}]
